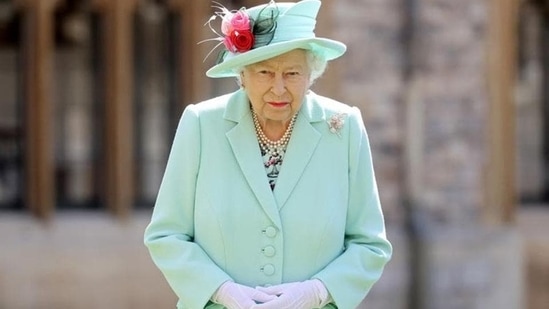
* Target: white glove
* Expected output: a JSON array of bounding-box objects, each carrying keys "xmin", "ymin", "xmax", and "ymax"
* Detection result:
[
  {"xmin": 251, "ymin": 279, "xmax": 330, "ymax": 309},
  {"xmin": 212, "ymin": 281, "xmax": 276, "ymax": 309}
]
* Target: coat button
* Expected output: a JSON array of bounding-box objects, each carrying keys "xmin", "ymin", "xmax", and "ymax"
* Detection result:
[
  {"xmin": 262, "ymin": 246, "xmax": 276, "ymax": 257},
  {"xmin": 261, "ymin": 264, "xmax": 275, "ymax": 276},
  {"xmin": 263, "ymin": 226, "xmax": 277, "ymax": 238}
]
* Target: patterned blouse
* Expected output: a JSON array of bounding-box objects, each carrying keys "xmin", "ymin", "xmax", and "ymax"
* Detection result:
[{"xmin": 259, "ymin": 146, "xmax": 286, "ymax": 190}]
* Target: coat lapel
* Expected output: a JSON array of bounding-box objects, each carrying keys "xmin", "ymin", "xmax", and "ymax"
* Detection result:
[
  {"xmin": 274, "ymin": 92, "xmax": 324, "ymax": 209},
  {"xmin": 224, "ymin": 90, "xmax": 282, "ymax": 228},
  {"xmin": 223, "ymin": 90, "xmax": 326, "ymax": 219}
]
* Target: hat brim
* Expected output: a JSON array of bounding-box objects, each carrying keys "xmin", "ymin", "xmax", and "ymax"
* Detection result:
[{"xmin": 205, "ymin": 37, "xmax": 346, "ymax": 78}]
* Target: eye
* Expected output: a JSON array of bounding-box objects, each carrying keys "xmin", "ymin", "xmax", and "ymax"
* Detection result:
[
  {"xmin": 255, "ymin": 70, "xmax": 274, "ymax": 81},
  {"xmin": 285, "ymin": 71, "xmax": 305, "ymax": 81}
]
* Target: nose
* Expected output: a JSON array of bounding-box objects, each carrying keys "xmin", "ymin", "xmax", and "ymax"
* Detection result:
[{"xmin": 270, "ymin": 74, "xmax": 286, "ymax": 97}]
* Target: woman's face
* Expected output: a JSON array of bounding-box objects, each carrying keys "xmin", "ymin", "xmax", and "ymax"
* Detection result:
[{"xmin": 240, "ymin": 49, "xmax": 311, "ymax": 126}]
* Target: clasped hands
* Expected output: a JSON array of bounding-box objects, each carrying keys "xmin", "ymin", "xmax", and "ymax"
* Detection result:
[{"xmin": 212, "ymin": 279, "xmax": 329, "ymax": 309}]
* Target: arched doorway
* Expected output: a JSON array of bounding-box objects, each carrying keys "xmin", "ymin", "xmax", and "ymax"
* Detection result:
[
  {"xmin": 516, "ymin": 1, "xmax": 549, "ymax": 308},
  {"xmin": 516, "ymin": 0, "xmax": 549, "ymax": 204}
]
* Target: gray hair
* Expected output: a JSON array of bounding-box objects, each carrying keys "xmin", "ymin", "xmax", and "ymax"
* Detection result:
[{"xmin": 234, "ymin": 49, "xmax": 328, "ymax": 87}]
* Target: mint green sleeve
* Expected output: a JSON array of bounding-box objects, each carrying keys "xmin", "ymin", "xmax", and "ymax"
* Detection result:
[
  {"xmin": 144, "ymin": 105, "xmax": 231, "ymax": 309},
  {"xmin": 313, "ymin": 106, "xmax": 393, "ymax": 309}
]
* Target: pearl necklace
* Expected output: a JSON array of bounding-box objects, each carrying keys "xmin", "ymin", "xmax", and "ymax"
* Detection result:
[{"xmin": 252, "ymin": 111, "xmax": 298, "ymax": 157}]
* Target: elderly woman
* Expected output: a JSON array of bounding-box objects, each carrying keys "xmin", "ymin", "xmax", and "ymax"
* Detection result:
[{"xmin": 144, "ymin": 1, "xmax": 392, "ymax": 308}]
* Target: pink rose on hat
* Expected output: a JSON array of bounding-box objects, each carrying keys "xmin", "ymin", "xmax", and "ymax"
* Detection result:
[
  {"xmin": 221, "ymin": 10, "xmax": 251, "ymax": 35},
  {"xmin": 220, "ymin": 9, "xmax": 254, "ymax": 53}
]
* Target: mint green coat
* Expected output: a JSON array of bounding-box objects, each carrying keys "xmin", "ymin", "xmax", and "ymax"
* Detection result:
[{"xmin": 144, "ymin": 89, "xmax": 392, "ymax": 309}]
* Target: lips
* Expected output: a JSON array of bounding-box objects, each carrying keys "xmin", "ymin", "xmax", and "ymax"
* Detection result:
[{"xmin": 268, "ymin": 102, "xmax": 289, "ymax": 108}]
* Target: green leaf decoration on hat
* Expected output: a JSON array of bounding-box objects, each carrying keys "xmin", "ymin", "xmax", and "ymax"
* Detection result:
[{"xmin": 252, "ymin": 2, "xmax": 279, "ymax": 49}]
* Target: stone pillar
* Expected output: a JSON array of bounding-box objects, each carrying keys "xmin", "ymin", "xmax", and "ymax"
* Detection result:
[
  {"xmin": 16, "ymin": 0, "xmax": 62, "ymax": 219},
  {"xmin": 485, "ymin": 0, "xmax": 520, "ymax": 224},
  {"xmin": 167, "ymin": 0, "xmax": 212, "ymax": 109},
  {"xmin": 93, "ymin": 0, "xmax": 137, "ymax": 218}
]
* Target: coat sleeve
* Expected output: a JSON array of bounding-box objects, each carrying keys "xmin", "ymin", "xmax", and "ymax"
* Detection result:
[
  {"xmin": 313, "ymin": 106, "xmax": 393, "ymax": 309},
  {"xmin": 144, "ymin": 104, "xmax": 231, "ymax": 308}
]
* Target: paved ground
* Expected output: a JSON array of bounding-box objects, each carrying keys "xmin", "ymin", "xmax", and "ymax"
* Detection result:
[{"xmin": 0, "ymin": 211, "xmax": 178, "ymax": 309}]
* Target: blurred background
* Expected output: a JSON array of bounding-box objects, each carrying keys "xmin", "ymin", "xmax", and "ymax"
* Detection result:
[{"xmin": 0, "ymin": 0, "xmax": 547, "ymax": 308}]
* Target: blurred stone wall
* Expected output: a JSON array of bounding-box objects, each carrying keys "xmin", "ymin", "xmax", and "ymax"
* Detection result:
[
  {"xmin": 331, "ymin": 0, "xmax": 406, "ymax": 224},
  {"xmin": 404, "ymin": 0, "xmax": 489, "ymax": 223},
  {"xmin": 332, "ymin": 0, "xmax": 489, "ymax": 225}
]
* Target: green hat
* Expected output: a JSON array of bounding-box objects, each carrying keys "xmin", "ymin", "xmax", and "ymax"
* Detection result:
[{"xmin": 204, "ymin": 0, "xmax": 347, "ymax": 78}]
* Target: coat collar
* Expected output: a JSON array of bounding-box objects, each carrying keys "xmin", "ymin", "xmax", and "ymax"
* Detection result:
[{"xmin": 224, "ymin": 89, "xmax": 324, "ymax": 224}]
